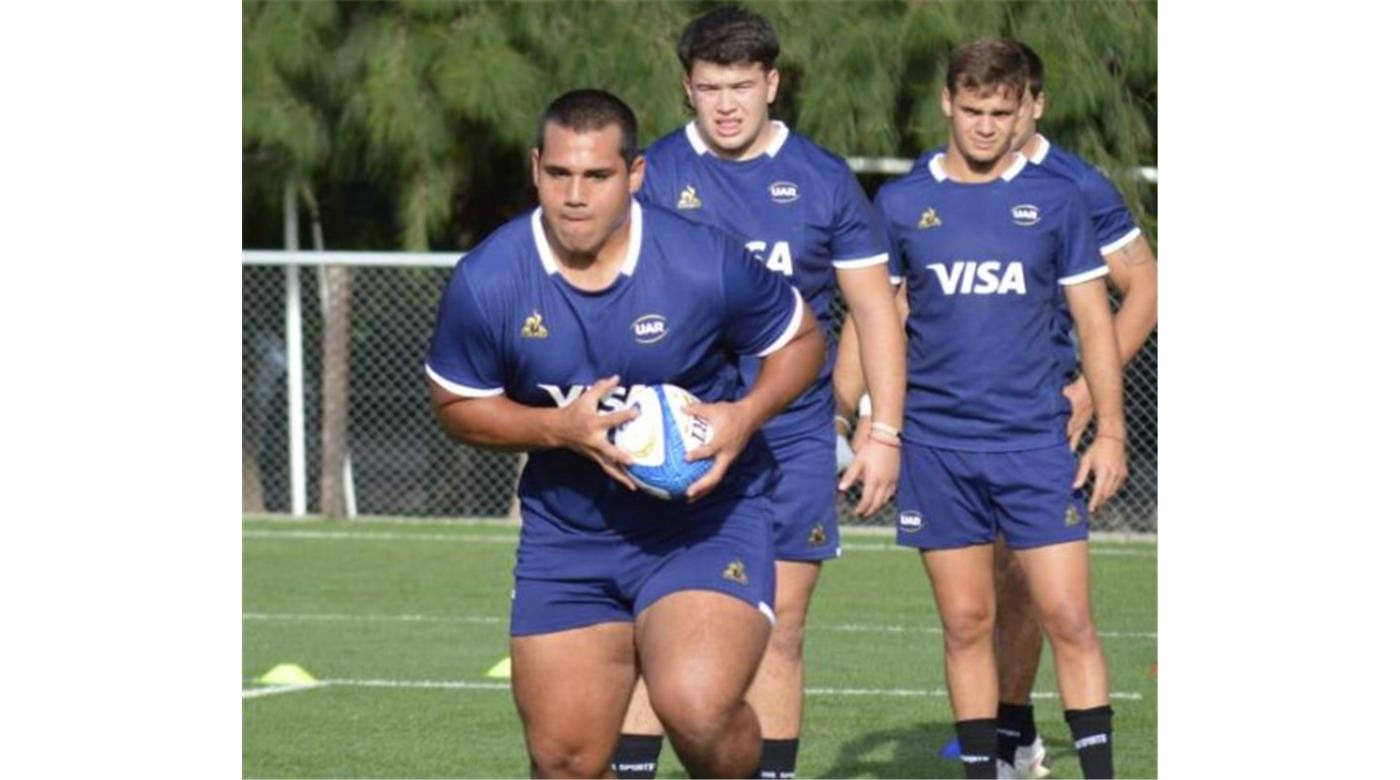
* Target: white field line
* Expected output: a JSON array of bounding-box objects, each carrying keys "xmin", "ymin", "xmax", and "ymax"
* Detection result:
[
  {"xmin": 243, "ymin": 529, "xmax": 517, "ymax": 544},
  {"xmin": 243, "ymin": 528, "xmax": 1155, "ymax": 557},
  {"xmin": 239, "ymin": 676, "xmax": 1142, "ymax": 702},
  {"xmin": 242, "ymin": 612, "xmax": 1154, "ymax": 640},
  {"xmin": 244, "ymin": 612, "xmax": 504, "ymax": 625},
  {"xmin": 241, "ymin": 682, "xmax": 325, "ymax": 700}
]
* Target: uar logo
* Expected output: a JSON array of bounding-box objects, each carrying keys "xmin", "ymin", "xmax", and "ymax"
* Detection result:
[
  {"xmin": 1011, "ymin": 204, "xmax": 1041, "ymax": 226},
  {"xmin": 898, "ymin": 510, "xmax": 924, "ymax": 532},
  {"xmin": 927, "ymin": 261, "xmax": 1027, "ymax": 295},
  {"xmin": 768, "ymin": 181, "xmax": 799, "ymax": 204},
  {"xmin": 632, "ymin": 314, "xmax": 668, "ymax": 344}
]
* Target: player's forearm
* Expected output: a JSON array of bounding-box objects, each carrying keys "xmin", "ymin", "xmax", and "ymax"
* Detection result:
[
  {"xmin": 849, "ymin": 297, "xmax": 906, "ymax": 429},
  {"xmin": 737, "ymin": 308, "xmax": 824, "ymax": 431},
  {"xmin": 832, "ymin": 315, "xmax": 865, "ymax": 419},
  {"xmin": 430, "ymin": 390, "xmax": 565, "ymax": 453}
]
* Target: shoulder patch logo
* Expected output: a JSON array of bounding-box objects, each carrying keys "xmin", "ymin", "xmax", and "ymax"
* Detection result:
[
  {"xmin": 898, "ymin": 510, "xmax": 924, "ymax": 532},
  {"xmin": 677, "ymin": 184, "xmax": 702, "ymax": 210},
  {"xmin": 918, "ymin": 208, "xmax": 942, "ymax": 229},
  {"xmin": 769, "ymin": 181, "xmax": 800, "ymax": 204},
  {"xmin": 1011, "ymin": 204, "xmax": 1041, "ymax": 226},
  {"xmin": 722, "ymin": 559, "xmax": 749, "ymax": 586},
  {"xmin": 520, "ymin": 311, "xmax": 548, "ymax": 339},
  {"xmin": 631, "ymin": 314, "xmax": 667, "ymax": 345}
]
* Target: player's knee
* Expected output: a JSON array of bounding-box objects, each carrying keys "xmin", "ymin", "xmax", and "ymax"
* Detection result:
[
  {"xmin": 1037, "ymin": 602, "xmax": 1099, "ymax": 651},
  {"xmin": 940, "ymin": 601, "xmax": 995, "ymax": 651},
  {"xmin": 650, "ymin": 684, "xmax": 739, "ymax": 748},
  {"xmin": 527, "ymin": 740, "xmax": 610, "ymax": 779},
  {"xmin": 766, "ymin": 613, "xmax": 807, "ymax": 664}
]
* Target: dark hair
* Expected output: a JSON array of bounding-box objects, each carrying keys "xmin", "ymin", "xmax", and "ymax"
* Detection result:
[
  {"xmin": 535, "ymin": 89, "xmax": 640, "ymax": 166},
  {"xmin": 676, "ymin": 5, "xmax": 780, "ymax": 72},
  {"xmin": 945, "ymin": 38, "xmax": 1028, "ymax": 99},
  {"xmin": 1015, "ymin": 41, "xmax": 1045, "ymax": 97}
]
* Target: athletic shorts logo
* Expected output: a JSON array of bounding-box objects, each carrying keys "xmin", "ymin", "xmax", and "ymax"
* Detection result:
[
  {"xmin": 677, "ymin": 184, "xmax": 702, "ymax": 210},
  {"xmin": 898, "ymin": 510, "xmax": 923, "ymax": 532},
  {"xmin": 1065, "ymin": 503, "xmax": 1082, "ymax": 526},
  {"xmin": 768, "ymin": 181, "xmax": 799, "ymax": 203},
  {"xmin": 807, "ymin": 525, "xmax": 827, "ymax": 546},
  {"xmin": 1011, "ymin": 204, "xmax": 1041, "ymax": 226},
  {"xmin": 520, "ymin": 311, "xmax": 548, "ymax": 339},
  {"xmin": 631, "ymin": 314, "xmax": 667, "ymax": 344},
  {"xmin": 722, "ymin": 559, "xmax": 749, "ymax": 586}
]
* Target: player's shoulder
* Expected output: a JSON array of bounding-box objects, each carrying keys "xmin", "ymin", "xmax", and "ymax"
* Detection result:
[
  {"xmin": 640, "ymin": 200, "xmax": 738, "ymax": 250},
  {"xmin": 642, "ymin": 126, "xmax": 697, "ymax": 165},
  {"xmin": 1035, "ymin": 139, "xmax": 1121, "ymax": 192},
  {"xmin": 451, "ymin": 210, "xmax": 537, "ymax": 286},
  {"xmin": 779, "ymin": 129, "xmax": 855, "ymax": 177},
  {"xmin": 875, "ymin": 152, "xmax": 938, "ymax": 204}
]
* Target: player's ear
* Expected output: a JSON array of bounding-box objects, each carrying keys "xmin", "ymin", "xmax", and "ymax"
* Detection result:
[
  {"xmin": 628, "ymin": 154, "xmax": 646, "ymax": 194},
  {"xmin": 940, "ymin": 87, "xmax": 953, "ymax": 117},
  {"xmin": 1033, "ymin": 92, "xmax": 1045, "ymax": 121},
  {"xmin": 530, "ymin": 147, "xmax": 541, "ymax": 188},
  {"xmin": 764, "ymin": 67, "xmax": 780, "ymax": 105},
  {"xmin": 682, "ymin": 75, "xmax": 695, "ymax": 111}
]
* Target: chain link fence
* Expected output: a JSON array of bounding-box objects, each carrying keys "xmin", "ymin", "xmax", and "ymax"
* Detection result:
[{"xmin": 242, "ymin": 257, "xmax": 1156, "ymax": 532}]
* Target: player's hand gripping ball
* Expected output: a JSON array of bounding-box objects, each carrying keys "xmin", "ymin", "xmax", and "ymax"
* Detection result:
[{"xmin": 609, "ymin": 384, "xmax": 715, "ymax": 500}]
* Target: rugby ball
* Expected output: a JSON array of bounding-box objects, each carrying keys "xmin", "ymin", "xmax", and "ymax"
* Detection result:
[{"xmin": 609, "ymin": 384, "xmax": 715, "ymax": 500}]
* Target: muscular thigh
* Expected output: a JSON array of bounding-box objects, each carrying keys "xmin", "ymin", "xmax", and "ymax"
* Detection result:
[{"xmin": 512, "ymin": 622, "xmax": 637, "ymax": 761}]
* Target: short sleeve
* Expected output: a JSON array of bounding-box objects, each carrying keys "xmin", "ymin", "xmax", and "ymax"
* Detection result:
[
  {"xmin": 718, "ymin": 238, "xmax": 804, "ymax": 357},
  {"xmin": 872, "ymin": 185, "xmax": 906, "ymax": 285},
  {"xmin": 424, "ymin": 259, "xmax": 506, "ymax": 396},
  {"xmin": 828, "ymin": 169, "xmax": 890, "ymax": 270},
  {"xmin": 1056, "ymin": 192, "xmax": 1110, "ymax": 287},
  {"xmin": 1078, "ymin": 166, "xmax": 1140, "ymax": 255}
]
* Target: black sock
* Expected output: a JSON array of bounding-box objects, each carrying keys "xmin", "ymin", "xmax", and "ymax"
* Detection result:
[
  {"xmin": 611, "ymin": 733, "xmax": 663, "ymax": 779},
  {"xmin": 1065, "ymin": 706, "xmax": 1115, "ymax": 779},
  {"xmin": 755, "ymin": 738, "xmax": 799, "ymax": 779},
  {"xmin": 996, "ymin": 702, "xmax": 1037, "ymax": 765},
  {"xmin": 954, "ymin": 719, "xmax": 999, "ymax": 779}
]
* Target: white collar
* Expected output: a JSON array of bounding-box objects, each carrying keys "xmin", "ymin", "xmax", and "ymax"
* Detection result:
[
  {"xmin": 530, "ymin": 200, "xmax": 643, "ymax": 277},
  {"xmin": 685, "ymin": 120, "xmax": 790, "ymax": 158},
  {"xmin": 928, "ymin": 151, "xmax": 1028, "ymax": 183},
  {"xmin": 1027, "ymin": 133, "xmax": 1051, "ymax": 164}
]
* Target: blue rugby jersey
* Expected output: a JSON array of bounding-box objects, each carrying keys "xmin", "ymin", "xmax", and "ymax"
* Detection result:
[
  {"xmin": 640, "ymin": 121, "xmax": 888, "ymax": 442},
  {"xmin": 878, "ymin": 153, "xmax": 1106, "ymax": 451},
  {"xmin": 426, "ymin": 200, "xmax": 803, "ymax": 532}
]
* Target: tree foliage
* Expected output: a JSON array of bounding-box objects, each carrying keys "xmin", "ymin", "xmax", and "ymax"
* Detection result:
[{"xmin": 244, "ymin": 0, "xmax": 1157, "ymax": 250}]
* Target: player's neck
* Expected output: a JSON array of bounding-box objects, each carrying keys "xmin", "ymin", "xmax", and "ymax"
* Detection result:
[
  {"xmin": 703, "ymin": 119, "xmax": 777, "ymax": 162},
  {"xmin": 941, "ymin": 146, "xmax": 1018, "ymax": 184},
  {"xmin": 547, "ymin": 217, "xmax": 632, "ymax": 292},
  {"xmin": 1018, "ymin": 132, "xmax": 1044, "ymax": 161}
]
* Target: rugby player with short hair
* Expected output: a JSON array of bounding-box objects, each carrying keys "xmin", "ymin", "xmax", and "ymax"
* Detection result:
[
  {"xmin": 836, "ymin": 39, "xmax": 1157, "ymax": 780},
  {"xmin": 846, "ymin": 39, "xmax": 1126, "ymax": 778},
  {"xmin": 980, "ymin": 40, "xmax": 1159, "ymax": 780},
  {"xmin": 610, "ymin": 7, "xmax": 906, "ymax": 780},
  {"xmin": 425, "ymin": 88, "xmax": 823, "ymax": 779}
]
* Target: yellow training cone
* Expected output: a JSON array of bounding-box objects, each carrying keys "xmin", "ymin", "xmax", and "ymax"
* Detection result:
[
  {"xmin": 258, "ymin": 663, "xmax": 317, "ymax": 686},
  {"xmin": 485, "ymin": 656, "xmax": 512, "ymax": 679}
]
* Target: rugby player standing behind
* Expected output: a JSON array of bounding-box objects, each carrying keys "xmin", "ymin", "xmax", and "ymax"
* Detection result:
[
  {"xmin": 851, "ymin": 40, "xmax": 1127, "ymax": 778},
  {"xmin": 611, "ymin": 7, "xmax": 906, "ymax": 780},
  {"xmin": 425, "ymin": 89, "xmax": 823, "ymax": 779}
]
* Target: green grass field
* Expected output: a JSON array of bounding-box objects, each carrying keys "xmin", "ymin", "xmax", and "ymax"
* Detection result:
[{"xmin": 243, "ymin": 518, "xmax": 1156, "ymax": 778}]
